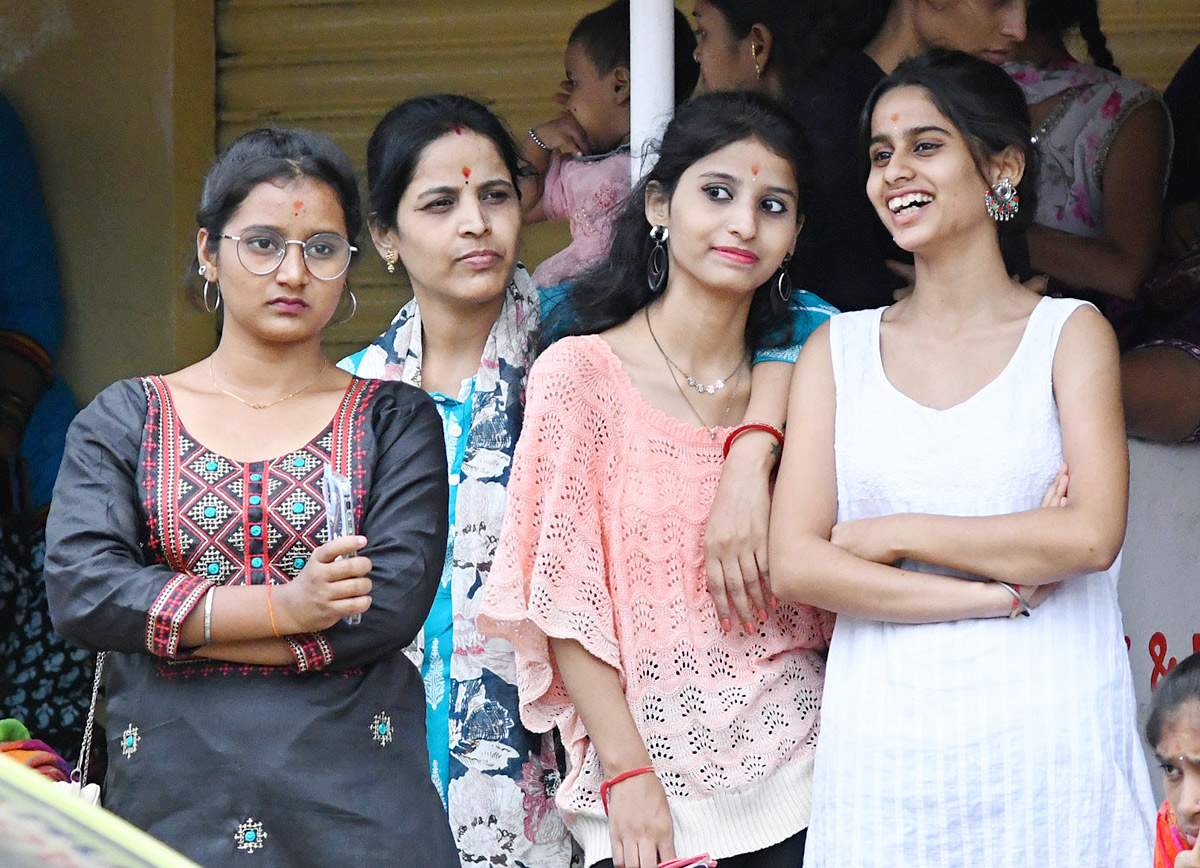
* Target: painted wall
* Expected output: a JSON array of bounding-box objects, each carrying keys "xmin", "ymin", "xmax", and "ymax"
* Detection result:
[
  {"xmin": 1123, "ymin": 441, "xmax": 1200, "ymax": 800},
  {"xmin": 0, "ymin": 0, "xmax": 215, "ymax": 404},
  {"xmin": 1100, "ymin": 0, "xmax": 1199, "ymax": 90}
]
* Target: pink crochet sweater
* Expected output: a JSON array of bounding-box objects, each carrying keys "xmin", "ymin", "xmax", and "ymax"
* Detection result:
[{"xmin": 478, "ymin": 335, "xmax": 830, "ymax": 864}]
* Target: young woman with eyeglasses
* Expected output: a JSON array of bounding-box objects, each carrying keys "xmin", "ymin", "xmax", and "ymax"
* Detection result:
[{"xmin": 44, "ymin": 127, "xmax": 458, "ymax": 868}]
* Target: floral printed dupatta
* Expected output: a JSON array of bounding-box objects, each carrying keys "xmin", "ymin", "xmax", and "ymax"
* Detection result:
[{"xmin": 339, "ymin": 267, "xmax": 574, "ymax": 868}]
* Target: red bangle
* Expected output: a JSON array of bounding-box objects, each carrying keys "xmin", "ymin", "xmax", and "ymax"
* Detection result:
[
  {"xmin": 722, "ymin": 422, "xmax": 785, "ymax": 459},
  {"xmin": 599, "ymin": 765, "xmax": 655, "ymax": 815}
]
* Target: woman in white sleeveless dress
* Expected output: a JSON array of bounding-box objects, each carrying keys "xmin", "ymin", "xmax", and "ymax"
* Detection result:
[{"xmin": 771, "ymin": 50, "xmax": 1155, "ymax": 867}]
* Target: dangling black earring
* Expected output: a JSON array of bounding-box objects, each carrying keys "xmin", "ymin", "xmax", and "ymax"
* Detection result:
[
  {"xmin": 775, "ymin": 253, "xmax": 793, "ymax": 302},
  {"xmin": 647, "ymin": 224, "xmax": 669, "ymax": 293}
]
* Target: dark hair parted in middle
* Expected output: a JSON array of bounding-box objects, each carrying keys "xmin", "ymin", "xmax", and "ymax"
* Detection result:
[
  {"xmin": 543, "ymin": 90, "xmax": 813, "ymax": 352},
  {"xmin": 1147, "ymin": 651, "xmax": 1200, "ymax": 749},
  {"xmin": 367, "ymin": 93, "xmax": 523, "ymax": 232},
  {"xmin": 860, "ymin": 48, "xmax": 1039, "ymax": 273},
  {"xmin": 187, "ymin": 126, "xmax": 362, "ymax": 305},
  {"xmin": 570, "ymin": 0, "xmax": 700, "ymax": 105}
]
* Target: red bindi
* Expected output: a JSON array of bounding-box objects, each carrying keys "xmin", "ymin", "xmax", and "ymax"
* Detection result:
[
  {"xmin": 751, "ymin": 163, "xmax": 760, "ymax": 177},
  {"xmin": 890, "ymin": 113, "xmax": 900, "ymax": 122},
  {"xmin": 462, "ymin": 166, "xmax": 472, "ymax": 180},
  {"xmin": 293, "ymin": 199, "xmax": 304, "ymax": 217}
]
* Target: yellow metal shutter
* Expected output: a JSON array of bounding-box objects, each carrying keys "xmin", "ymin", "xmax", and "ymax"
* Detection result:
[
  {"xmin": 1097, "ymin": 0, "xmax": 1200, "ymax": 91},
  {"xmin": 215, "ymin": 0, "xmax": 597, "ymax": 360}
]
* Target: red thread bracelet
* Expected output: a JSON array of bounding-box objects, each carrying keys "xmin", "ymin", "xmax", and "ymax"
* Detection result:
[
  {"xmin": 722, "ymin": 422, "xmax": 785, "ymax": 459},
  {"xmin": 599, "ymin": 766, "xmax": 655, "ymax": 815}
]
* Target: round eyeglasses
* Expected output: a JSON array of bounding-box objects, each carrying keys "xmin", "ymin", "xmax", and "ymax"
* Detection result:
[{"xmin": 220, "ymin": 229, "xmax": 357, "ymax": 281}]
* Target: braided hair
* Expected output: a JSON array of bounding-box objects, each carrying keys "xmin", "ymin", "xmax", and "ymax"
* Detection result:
[{"xmin": 1026, "ymin": 0, "xmax": 1120, "ymax": 73}]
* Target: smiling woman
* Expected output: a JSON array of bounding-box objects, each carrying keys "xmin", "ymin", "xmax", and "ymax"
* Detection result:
[
  {"xmin": 770, "ymin": 50, "xmax": 1155, "ymax": 866},
  {"xmin": 690, "ymin": 0, "xmax": 1032, "ymax": 313},
  {"xmin": 43, "ymin": 128, "xmax": 457, "ymax": 867}
]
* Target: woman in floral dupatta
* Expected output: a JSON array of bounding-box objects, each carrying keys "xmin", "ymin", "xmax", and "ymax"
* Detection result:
[
  {"xmin": 339, "ymin": 94, "xmax": 562, "ymax": 868},
  {"xmin": 340, "ymin": 94, "xmax": 824, "ymax": 868}
]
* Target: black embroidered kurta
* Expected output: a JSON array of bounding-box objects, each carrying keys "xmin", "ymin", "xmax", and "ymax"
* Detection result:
[{"xmin": 45, "ymin": 376, "xmax": 457, "ymax": 868}]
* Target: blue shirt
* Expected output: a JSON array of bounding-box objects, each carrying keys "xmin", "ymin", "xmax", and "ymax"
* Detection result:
[{"xmin": 421, "ymin": 376, "xmax": 476, "ymax": 804}]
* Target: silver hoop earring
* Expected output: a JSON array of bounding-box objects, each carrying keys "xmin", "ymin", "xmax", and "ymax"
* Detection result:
[
  {"xmin": 774, "ymin": 254, "xmax": 793, "ymax": 302},
  {"xmin": 985, "ymin": 178, "xmax": 1019, "ymax": 221},
  {"xmin": 331, "ymin": 289, "xmax": 358, "ymax": 326},
  {"xmin": 647, "ymin": 224, "xmax": 669, "ymax": 294},
  {"xmin": 202, "ymin": 280, "xmax": 222, "ymax": 314}
]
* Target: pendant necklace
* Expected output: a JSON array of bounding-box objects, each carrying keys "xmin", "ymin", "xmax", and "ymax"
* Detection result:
[
  {"xmin": 209, "ymin": 356, "xmax": 328, "ymax": 410},
  {"xmin": 645, "ymin": 308, "xmax": 742, "ymax": 394},
  {"xmin": 645, "ymin": 308, "xmax": 744, "ymax": 439}
]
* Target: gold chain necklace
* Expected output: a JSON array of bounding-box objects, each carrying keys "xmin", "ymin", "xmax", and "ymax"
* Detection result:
[
  {"xmin": 208, "ymin": 356, "xmax": 328, "ymax": 410},
  {"xmin": 644, "ymin": 308, "xmax": 742, "ymax": 394},
  {"xmin": 645, "ymin": 309, "xmax": 744, "ymax": 439}
]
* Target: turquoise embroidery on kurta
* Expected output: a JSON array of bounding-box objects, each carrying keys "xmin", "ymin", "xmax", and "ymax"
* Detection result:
[
  {"xmin": 235, "ymin": 818, "xmax": 267, "ymax": 853},
  {"xmin": 121, "ymin": 723, "xmax": 140, "ymax": 757},
  {"xmin": 371, "ymin": 712, "xmax": 393, "ymax": 747}
]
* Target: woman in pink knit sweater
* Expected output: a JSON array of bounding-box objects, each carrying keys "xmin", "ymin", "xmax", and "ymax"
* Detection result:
[{"xmin": 479, "ymin": 91, "xmax": 835, "ymax": 868}]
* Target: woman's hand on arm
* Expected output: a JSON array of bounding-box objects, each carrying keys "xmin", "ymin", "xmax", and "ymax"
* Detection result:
[
  {"xmin": 703, "ymin": 361, "xmax": 790, "ymax": 633},
  {"xmin": 835, "ymin": 308, "xmax": 1127, "ymax": 586},
  {"xmin": 767, "ymin": 325, "xmax": 1017, "ymax": 623},
  {"xmin": 271, "ymin": 535, "xmax": 373, "ymax": 632},
  {"xmin": 1027, "ymin": 100, "xmax": 1169, "ymax": 300},
  {"xmin": 178, "ymin": 534, "xmax": 373, "ymax": 651},
  {"xmin": 202, "ymin": 396, "xmax": 447, "ymax": 669},
  {"xmin": 830, "ymin": 463, "xmax": 1072, "ymax": 564},
  {"xmin": 549, "ymin": 637, "xmax": 674, "ymax": 868},
  {"xmin": 315, "ymin": 396, "xmax": 449, "ymax": 669},
  {"xmin": 175, "ymin": 535, "xmax": 372, "ymax": 666}
]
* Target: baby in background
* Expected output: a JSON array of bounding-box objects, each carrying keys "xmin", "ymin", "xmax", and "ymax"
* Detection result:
[
  {"xmin": 1149, "ymin": 651, "xmax": 1200, "ymax": 867},
  {"xmin": 522, "ymin": 0, "xmax": 698, "ymax": 289}
]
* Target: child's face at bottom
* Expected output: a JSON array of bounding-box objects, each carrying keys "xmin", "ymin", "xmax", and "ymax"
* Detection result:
[{"xmin": 1157, "ymin": 700, "xmax": 1200, "ymax": 846}]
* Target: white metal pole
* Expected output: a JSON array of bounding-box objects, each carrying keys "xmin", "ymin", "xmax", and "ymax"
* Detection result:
[{"xmin": 629, "ymin": 0, "xmax": 675, "ymax": 182}]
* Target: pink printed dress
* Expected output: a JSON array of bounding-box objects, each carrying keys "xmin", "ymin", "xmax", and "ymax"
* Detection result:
[
  {"xmin": 530, "ymin": 148, "xmax": 631, "ymax": 289},
  {"xmin": 1004, "ymin": 60, "xmax": 1169, "ymax": 239},
  {"xmin": 478, "ymin": 335, "xmax": 830, "ymax": 866}
]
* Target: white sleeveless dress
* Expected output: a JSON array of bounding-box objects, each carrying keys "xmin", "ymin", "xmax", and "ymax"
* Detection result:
[{"xmin": 803, "ymin": 297, "xmax": 1155, "ymax": 867}]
